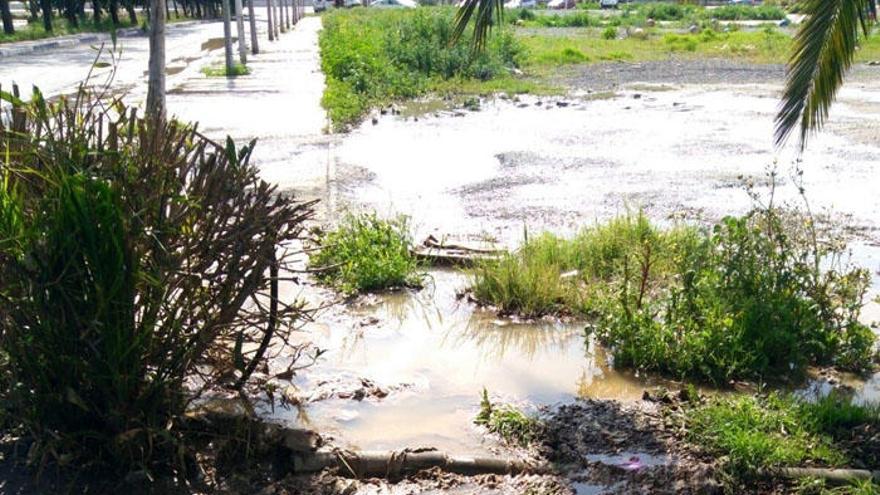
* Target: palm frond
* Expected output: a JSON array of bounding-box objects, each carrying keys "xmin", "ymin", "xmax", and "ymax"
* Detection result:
[
  {"xmin": 452, "ymin": 0, "xmax": 504, "ymax": 50},
  {"xmin": 775, "ymin": 0, "xmax": 871, "ymax": 148}
]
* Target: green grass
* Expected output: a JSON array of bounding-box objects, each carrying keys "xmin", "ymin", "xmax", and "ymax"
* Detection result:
[
  {"xmin": 309, "ymin": 213, "xmax": 422, "ymax": 294},
  {"xmin": 201, "ymin": 62, "xmax": 251, "ymax": 77},
  {"xmin": 686, "ymin": 393, "xmax": 880, "ymax": 489},
  {"xmin": 318, "ymin": 7, "xmax": 526, "ymax": 129},
  {"xmin": 518, "ymin": 25, "xmax": 793, "ymax": 67},
  {"xmin": 471, "ymin": 206, "xmax": 875, "ymax": 384},
  {"xmin": 475, "ymin": 389, "xmax": 541, "ymax": 447},
  {"xmin": 471, "ymin": 212, "xmax": 698, "ymax": 318}
]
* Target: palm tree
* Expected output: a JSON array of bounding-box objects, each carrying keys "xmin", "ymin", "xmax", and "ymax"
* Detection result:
[
  {"xmin": 452, "ymin": 0, "xmax": 503, "ymax": 50},
  {"xmin": 775, "ymin": 0, "xmax": 874, "ymax": 147}
]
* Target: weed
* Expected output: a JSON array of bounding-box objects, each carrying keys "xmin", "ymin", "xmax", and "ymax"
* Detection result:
[
  {"xmin": 310, "ymin": 213, "xmax": 422, "ymax": 294},
  {"xmin": 686, "ymin": 393, "xmax": 880, "ymax": 489},
  {"xmin": 475, "ymin": 388, "xmax": 541, "ymax": 447},
  {"xmin": 319, "ymin": 7, "xmax": 523, "ymax": 129},
  {"xmin": 0, "ymin": 86, "xmax": 315, "ymax": 476},
  {"xmin": 602, "ymin": 26, "xmax": 617, "ymax": 40},
  {"xmin": 201, "ymin": 62, "xmax": 251, "ymax": 77}
]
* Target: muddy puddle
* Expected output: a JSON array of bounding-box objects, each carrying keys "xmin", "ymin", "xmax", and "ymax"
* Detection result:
[
  {"xmin": 274, "ymin": 81, "xmax": 880, "ymax": 456},
  {"xmin": 268, "ymin": 269, "xmax": 676, "ymax": 454}
]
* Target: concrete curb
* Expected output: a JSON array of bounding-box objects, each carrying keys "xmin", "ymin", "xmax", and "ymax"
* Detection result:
[{"xmin": 0, "ymin": 20, "xmax": 209, "ymax": 59}]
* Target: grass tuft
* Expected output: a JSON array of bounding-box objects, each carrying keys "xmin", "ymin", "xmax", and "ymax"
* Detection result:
[
  {"xmin": 310, "ymin": 213, "xmax": 422, "ymax": 294},
  {"xmin": 475, "ymin": 388, "xmax": 541, "ymax": 447},
  {"xmin": 201, "ymin": 62, "xmax": 250, "ymax": 77},
  {"xmin": 686, "ymin": 393, "xmax": 880, "ymax": 490}
]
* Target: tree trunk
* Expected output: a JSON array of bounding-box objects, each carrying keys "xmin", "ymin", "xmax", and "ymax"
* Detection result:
[
  {"xmin": 125, "ymin": 1, "xmax": 136, "ymax": 23},
  {"xmin": 92, "ymin": 0, "xmax": 102, "ymax": 23},
  {"xmin": 246, "ymin": 0, "xmax": 257, "ymax": 54},
  {"xmin": 146, "ymin": 0, "xmax": 166, "ymax": 124},
  {"xmin": 39, "ymin": 0, "xmax": 51, "ymax": 30},
  {"xmin": 272, "ymin": 0, "xmax": 277, "ymax": 38},
  {"xmin": 64, "ymin": 0, "xmax": 79, "ymax": 27},
  {"xmin": 233, "ymin": 0, "xmax": 246, "ymax": 64},
  {"xmin": 222, "ymin": 0, "xmax": 234, "ymax": 73},
  {"xmin": 108, "ymin": 0, "xmax": 119, "ymax": 24},
  {"xmin": 266, "ymin": 0, "xmax": 273, "ymax": 41},
  {"xmin": 0, "ymin": 0, "xmax": 14, "ymax": 34}
]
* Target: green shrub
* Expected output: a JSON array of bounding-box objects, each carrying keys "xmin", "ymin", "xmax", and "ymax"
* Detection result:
[
  {"xmin": 319, "ymin": 7, "xmax": 523, "ymax": 129},
  {"xmin": 533, "ymin": 11, "xmax": 598, "ymax": 27},
  {"xmin": 0, "ymin": 87, "xmax": 314, "ymax": 476},
  {"xmin": 310, "ymin": 213, "xmax": 421, "ymax": 294},
  {"xmin": 595, "ymin": 206, "xmax": 875, "ymax": 384},
  {"xmin": 686, "ymin": 393, "xmax": 879, "ymax": 485},
  {"xmin": 706, "ymin": 4, "xmax": 786, "ymax": 21},
  {"xmin": 638, "ymin": 2, "xmax": 697, "ymax": 21},
  {"xmin": 475, "ymin": 389, "xmax": 541, "ymax": 447},
  {"xmin": 602, "ymin": 26, "xmax": 617, "ymax": 40}
]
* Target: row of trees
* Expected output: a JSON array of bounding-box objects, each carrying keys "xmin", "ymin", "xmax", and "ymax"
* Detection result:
[
  {"xmin": 147, "ymin": 0, "xmax": 304, "ymax": 121},
  {"xmin": 0, "ymin": 0, "xmax": 238, "ymax": 34}
]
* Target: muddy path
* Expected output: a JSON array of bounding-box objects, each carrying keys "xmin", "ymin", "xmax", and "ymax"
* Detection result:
[{"xmin": 268, "ymin": 56, "xmax": 880, "ymax": 493}]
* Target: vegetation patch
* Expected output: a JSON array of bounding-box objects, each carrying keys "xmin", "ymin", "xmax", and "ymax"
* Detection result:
[
  {"xmin": 475, "ymin": 389, "xmax": 541, "ymax": 447},
  {"xmin": 318, "ymin": 7, "xmax": 525, "ymax": 130},
  {"xmin": 310, "ymin": 213, "xmax": 422, "ymax": 294},
  {"xmin": 0, "ymin": 88, "xmax": 314, "ymax": 478},
  {"xmin": 685, "ymin": 393, "xmax": 880, "ymax": 492},
  {"xmin": 471, "ymin": 201, "xmax": 875, "ymax": 384},
  {"xmin": 201, "ymin": 62, "xmax": 251, "ymax": 77}
]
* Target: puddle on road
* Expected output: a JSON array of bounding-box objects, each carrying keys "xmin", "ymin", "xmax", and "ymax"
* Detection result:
[
  {"xmin": 271, "ymin": 269, "xmax": 671, "ymax": 453},
  {"xmin": 268, "ymin": 84, "xmax": 880, "ymax": 455}
]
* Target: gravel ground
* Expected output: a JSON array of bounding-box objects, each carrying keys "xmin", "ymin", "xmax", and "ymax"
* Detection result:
[{"xmin": 562, "ymin": 58, "xmax": 786, "ymax": 91}]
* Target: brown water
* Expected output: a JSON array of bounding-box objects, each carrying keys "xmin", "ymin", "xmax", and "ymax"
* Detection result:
[{"xmin": 270, "ymin": 269, "xmax": 676, "ymax": 453}]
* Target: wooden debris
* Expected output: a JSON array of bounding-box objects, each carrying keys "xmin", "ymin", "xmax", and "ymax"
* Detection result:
[
  {"xmin": 762, "ymin": 467, "xmax": 880, "ymax": 484},
  {"xmin": 412, "ymin": 235, "xmax": 506, "ymax": 267}
]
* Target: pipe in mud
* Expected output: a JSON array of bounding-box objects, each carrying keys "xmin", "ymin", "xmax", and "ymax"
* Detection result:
[{"xmin": 293, "ymin": 449, "xmax": 551, "ymax": 478}]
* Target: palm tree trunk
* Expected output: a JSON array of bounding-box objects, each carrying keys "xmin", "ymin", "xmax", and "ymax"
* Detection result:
[
  {"xmin": 125, "ymin": 0, "xmax": 137, "ymax": 23},
  {"xmin": 146, "ymin": 0, "xmax": 166, "ymax": 124},
  {"xmin": 40, "ymin": 0, "xmax": 52, "ymax": 30},
  {"xmin": 108, "ymin": 0, "xmax": 119, "ymax": 24},
  {"xmin": 272, "ymin": 0, "xmax": 278, "ymax": 38},
  {"xmin": 222, "ymin": 0, "xmax": 234, "ymax": 73},
  {"xmin": 266, "ymin": 0, "xmax": 274, "ymax": 41},
  {"xmin": 247, "ymin": 0, "xmax": 258, "ymax": 54},
  {"xmin": 92, "ymin": 0, "xmax": 102, "ymax": 23},
  {"xmin": 0, "ymin": 0, "xmax": 14, "ymax": 34},
  {"xmin": 234, "ymin": 0, "xmax": 246, "ymax": 64}
]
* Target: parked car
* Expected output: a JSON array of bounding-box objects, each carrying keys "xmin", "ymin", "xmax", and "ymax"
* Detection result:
[
  {"xmin": 313, "ymin": 0, "xmax": 330, "ymax": 11},
  {"xmin": 371, "ymin": 0, "xmax": 417, "ymax": 7},
  {"xmin": 504, "ymin": 0, "xmax": 536, "ymax": 8},
  {"xmin": 599, "ymin": 0, "xmax": 618, "ymax": 7},
  {"xmin": 344, "ymin": 0, "xmax": 363, "ymax": 7},
  {"xmin": 547, "ymin": 0, "xmax": 575, "ymax": 9}
]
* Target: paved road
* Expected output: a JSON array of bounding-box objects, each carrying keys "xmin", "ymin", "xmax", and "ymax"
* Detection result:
[{"xmin": 1, "ymin": 15, "xmax": 330, "ymax": 196}]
